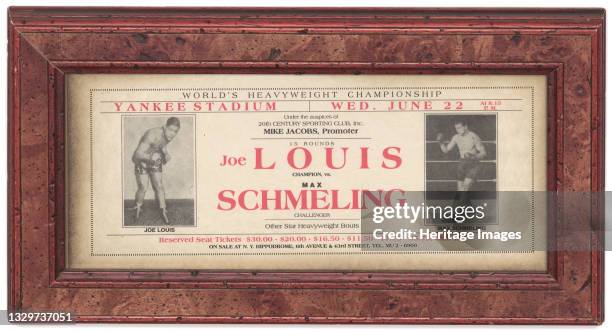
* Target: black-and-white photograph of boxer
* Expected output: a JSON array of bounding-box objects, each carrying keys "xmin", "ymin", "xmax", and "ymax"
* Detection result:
[
  {"xmin": 122, "ymin": 115, "xmax": 195, "ymax": 227},
  {"xmin": 425, "ymin": 114, "xmax": 497, "ymax": 224}
]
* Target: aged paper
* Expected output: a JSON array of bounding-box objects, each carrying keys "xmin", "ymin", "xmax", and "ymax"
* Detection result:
[{"xmin": 66, "ymin": 74, "xmax": 547, "ymax": 271}]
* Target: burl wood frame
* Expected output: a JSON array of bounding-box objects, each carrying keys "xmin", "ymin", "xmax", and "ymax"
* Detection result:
[{"xmin": 7, "ymin": 7, "xmax": 605, "ymax": 324}]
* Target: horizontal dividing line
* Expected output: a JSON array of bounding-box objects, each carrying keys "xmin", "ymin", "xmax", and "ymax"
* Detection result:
[
  {"xmin": 426, "ymin": 179, "xmax": 497, "ymax": 182},
  {"xmin": 426, "ymin": 140, "xmax": 496, "ymax": 143},
  {"xmin": 251, "ymin": 137, "xmax": 371, "ymax": 140},
  {"xmin": 107, "ymin": 233, "xmax": 364, "ymax": 237},
  {"xmin": 99, "ymin": 110, "xmax": 522, "ymax": 114},
  {"xmin": 426, "ymin": 160, "xmax": 497, "ymax": 163},
  {"xmin": 100, "ymin": 98, "xmax": 524, "ymax": 103},
  {"xmin": 264, "ymin": 218, "xmax": 361, "ymax": 221},
  {"xmin": 92, "ymin": 87, "xmax": 536, "ymax": 91}
]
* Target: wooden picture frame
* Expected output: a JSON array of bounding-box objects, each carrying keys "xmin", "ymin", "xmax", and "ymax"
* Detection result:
[{"xmin": 8, "ymin": 7, "xmax": 605, "ymax": 324}]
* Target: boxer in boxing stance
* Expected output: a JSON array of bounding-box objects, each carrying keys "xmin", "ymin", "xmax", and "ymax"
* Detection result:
[
  {"xmin": 131, "ymin": 117, "xmax": 181, "ymax": 225},
  {"xmin": 436, "ymin": 120, "xmax": 487, "ymax": 212}
]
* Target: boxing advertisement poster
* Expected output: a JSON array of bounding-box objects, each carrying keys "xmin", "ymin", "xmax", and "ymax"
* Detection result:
[{"xmin": 65, "ymin": 74, "xmax": 547, "ymax": 271}]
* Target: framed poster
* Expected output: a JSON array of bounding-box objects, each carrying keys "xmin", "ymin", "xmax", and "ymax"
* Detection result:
[{"xmin": 7, "ymin": 7, "xmax": 604, "ymax": 324}]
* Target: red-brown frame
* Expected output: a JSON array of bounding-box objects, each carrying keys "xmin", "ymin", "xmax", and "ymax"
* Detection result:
[{"xmin": 8, "ymin": 7, "xmax": 605, "ymax": 324}]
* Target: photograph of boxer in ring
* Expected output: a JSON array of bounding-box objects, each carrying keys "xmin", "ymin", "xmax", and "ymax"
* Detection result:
[
  {"xmin": 130, "ymin": 117, "xmax": 181, "ymax": 224},
  {"xmin": 436, "ymin": 119, "xmax": 487, "ymax": 208}
]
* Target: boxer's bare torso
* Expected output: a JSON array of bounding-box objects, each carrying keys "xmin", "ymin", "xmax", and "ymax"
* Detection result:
[
  {"xmin": 448, "ymin": 130, "xmax": 484, "ymax": 159},
  {"xmin": 132, "ymin": 127, "xmax": 169, "ymax": 164}
]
